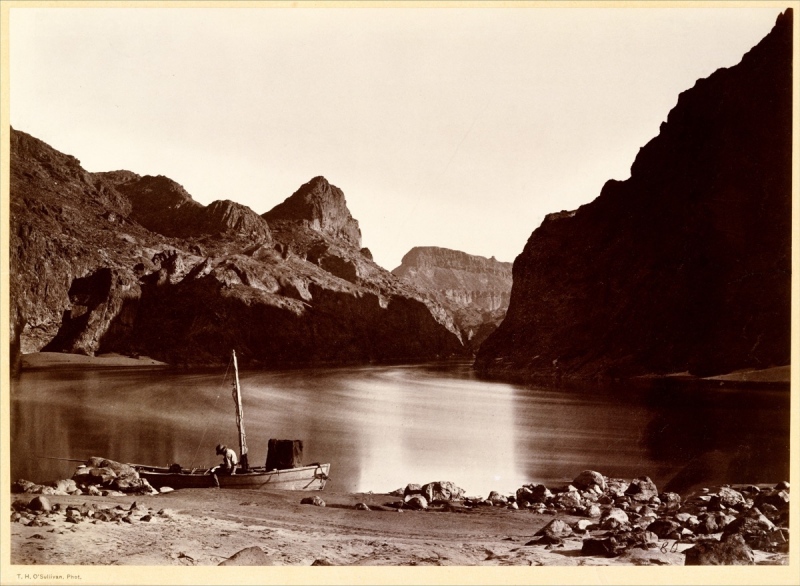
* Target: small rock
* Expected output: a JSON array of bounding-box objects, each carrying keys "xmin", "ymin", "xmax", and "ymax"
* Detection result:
[
  {"xmin": 219, "ymin": 546, "xmax": 275, "ymax": 566},
  {"xmin": 354, "ymin": 503, "xmax": 370, "ymax": 511},
  {"xmin": 65, "ymin": 510, "xmax": 82, "ymax": 523},
  {"xmin": 159, "ymin": 487, "xmax": 174, "ymax": 494},
  {"xmin": 140, "ymin": 514, "xmax": 152, "ymax": 522},
  {"xmin": 774, "ymin": 481, "xmax": 789, "ymax": 491},
  {"xmin": 507, "ymin": 502, "xmax": 519, "ymax": 510},
  {"xmin": 684, "ymin": 533, "xmax": 754, "ymax": 565},
  {"xmin": 300, "ymin": 496, "xmax": 326, "ymax": 507},
  {"xmin": 583, "ymin": 503, "xmax": 602, "ymax": 518},
  {"xmin": 574, "ymin": 519, "xmax": 595, "ymax": 532}
]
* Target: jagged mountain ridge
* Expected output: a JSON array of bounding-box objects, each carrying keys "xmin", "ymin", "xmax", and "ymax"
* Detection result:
[
  {"xmin": 97, "ymin": 172, "xmax": 273, "ymax": 243},
  {"xmin": 9, "ymin": 128, "xmax": 466, "ymax": 368},
  {"xmin": 392, "ymin": 247, "xmax": 513, "ymax": 351},
  {"xmin": 475, "ymin": 10, "xmax": 793, "ymax": 381}
]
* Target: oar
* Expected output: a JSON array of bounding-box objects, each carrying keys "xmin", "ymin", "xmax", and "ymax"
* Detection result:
[
  {"xmin": 38, "ymin": 456, "xmax": 88, "ymax": 463},
  {"xmin": 39, "ymin": 455, "xmax": 156, "ymax": 469}
]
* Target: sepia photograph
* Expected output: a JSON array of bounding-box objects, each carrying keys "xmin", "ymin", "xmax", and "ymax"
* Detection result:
[{"xmin": 1, "ymin": 1, "xmax": 797, "ymax": 584}]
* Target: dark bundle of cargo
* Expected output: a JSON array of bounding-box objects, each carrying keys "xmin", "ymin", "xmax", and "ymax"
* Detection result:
[{"xmin": 265, "ymin": 439, "xmax": 303, "ymax": 470}]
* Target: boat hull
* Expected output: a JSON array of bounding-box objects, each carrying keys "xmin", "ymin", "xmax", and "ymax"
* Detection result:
[{"xmin": 138, "ymin": 463, "xmax": 330, "ymax": 491}]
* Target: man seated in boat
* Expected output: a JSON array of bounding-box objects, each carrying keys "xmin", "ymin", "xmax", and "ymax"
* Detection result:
[{"xmin": 211, "ymin": 444, "xmax": 238, "ymax": 475}]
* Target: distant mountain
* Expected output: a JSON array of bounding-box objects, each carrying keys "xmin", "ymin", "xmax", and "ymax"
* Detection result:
[
  {"xmin": 476, "ymin": 9, "xmax": 793, "ymax": 382},
  {"xmin": 9, "ymin": 129, "xmax": 466, "ymax": 369},
  {"xmin": 392, "ymin": 247, "xmax": 512, "ymax": 352}
]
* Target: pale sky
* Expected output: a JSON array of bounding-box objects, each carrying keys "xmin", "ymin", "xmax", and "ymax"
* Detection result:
[{"xmin": 9, "ymin": 4, "xmax": 787, "ymax": 270}]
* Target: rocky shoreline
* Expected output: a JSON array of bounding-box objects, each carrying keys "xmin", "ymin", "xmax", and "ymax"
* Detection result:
[{"xmin": 9, "ymin": 459, "xmax": 790, "ymax": 566}]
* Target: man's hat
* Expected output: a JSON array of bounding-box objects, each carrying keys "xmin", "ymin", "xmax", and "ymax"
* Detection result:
[{"xmin": 216, "ymin": 444, "xmax": 225, "ymax": 454}]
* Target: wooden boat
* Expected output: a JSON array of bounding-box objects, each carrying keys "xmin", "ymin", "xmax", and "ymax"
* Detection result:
[
  {"xmin": 136, "ymin": 350, "xmax": 330, "ymax": 491},
  {"xmin": 137, "ymin": 462, "xmax": 331, "ymax": 491}
]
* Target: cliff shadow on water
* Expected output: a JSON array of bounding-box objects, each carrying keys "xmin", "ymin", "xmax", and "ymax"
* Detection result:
[{"xmin": 508, "ymin": 375, "xmax": 790, "ymax": 498}]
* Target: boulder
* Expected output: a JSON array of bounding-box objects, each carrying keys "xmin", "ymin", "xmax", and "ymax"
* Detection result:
[
  {"xmin": 27, "ymin": 496, "xmax": 52, "ymax": 513},
  {"xmin": 716, "ymin": 486, "xmax": 745, "ymax": 508},
  {"xmin": 684, "ymin": 533, "xmax": 754, "ymax": 565},
  {"xmin": 516, "ymin": 484, "xmax": 552, "ymax": 505},
  {"xmin": 218, "ymin": 546, "xmax": 276, "ymax": 566},
  {"xmin": 534, "ymin": 518, "xmax": 573, "ymax": 544},
  {"xmin": 403, "ymin": 484, "xmax": 423, "ymax": 497},
  {"xmin": 12, "ymin": 479, "xmax": 41, "ymax": 494},
  {"xmin": 696, "ymin": 514, "xmax": 719, "ymax": 535},
  {"xmin": 606, "ymin": 478, "xmax": 630, "ymax": 497},
  {"xmin": 403, "ymin": 495, "xmax": 428, "ymax": 510},
  {"xmin": 487, "ymin": 491, "xmax": 508, "ymax": 506},
  {"xmin": 625, "ymin": 477, "xmax": 658, "ymax": 503},
  {"xmin": 555, "ymin": 491, "xmax": 582, "ymax": 509},
  {"xmin": 600, "ymin": 508, "xmax": 629, "ymax": 529},
  {"xmin": 422, "ymin": 481, "xmax": 465, "ymax": 503},
  {"xmin": 65, "ymin": 509, "xmax": 82, "ymax": 523},
  {"xmin": 572, "ymin": 470, "xmax": 606, "ymax": 492},
  {"xmin": 721, "ymin": 507, "xmax": 776, "ymax": 545},
  {"xmin": 112, "ymin": 477, "xmax": 156, "ymax": 494},
  {"xmin": 647, "ymin": 519, "xmax": 682, "ymax": 539},
  {"xmin": 53, "ymin": 479, "xmax": 78, "ymax": 493},
  {"xmin": 581, "ymin": 537, "xmax": 624, "ymax": 558}
]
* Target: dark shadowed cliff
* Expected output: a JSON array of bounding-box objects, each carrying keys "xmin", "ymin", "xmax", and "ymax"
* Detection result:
[
  {"xmin": 476, "ymin": 10, "xmax": 793, "ymax": 381},
  {"xmin": 9, "ymin": 130, "xmax": 465, "ymax": 367},
  {"xmin": 392, "ymin": 247, "xmax": 513, "ymax": 352}
]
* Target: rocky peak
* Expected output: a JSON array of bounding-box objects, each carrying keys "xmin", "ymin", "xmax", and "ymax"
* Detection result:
[{"xmin": 263, "ymin": 176, "xmax": 362, "ymax": 248}]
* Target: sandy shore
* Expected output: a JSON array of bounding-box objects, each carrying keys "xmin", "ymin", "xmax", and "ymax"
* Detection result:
[{"xmin": 9, "ymin": 484, "xmax": 790, "ymax": 568}]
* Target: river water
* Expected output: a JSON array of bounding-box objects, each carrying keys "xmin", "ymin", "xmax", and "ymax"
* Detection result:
[{"xmin": 10, "ymin": 362, "xmax": 790, "ymax": 497}]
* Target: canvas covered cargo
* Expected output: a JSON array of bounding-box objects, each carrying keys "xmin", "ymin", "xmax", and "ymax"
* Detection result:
[{"xmin": 265, "ymin": 439, "xmax": 303, "ymax": 470}]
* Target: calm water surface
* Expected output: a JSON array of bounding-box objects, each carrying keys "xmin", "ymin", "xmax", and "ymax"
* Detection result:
[{"xmin": 11, "ymin": 362, "xmax": 790, "ymax": 496}]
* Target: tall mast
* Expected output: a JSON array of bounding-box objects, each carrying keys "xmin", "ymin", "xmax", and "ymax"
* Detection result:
[{"xmin": 232, "ymin": 350, "xmax": 249, "ymax": 471}]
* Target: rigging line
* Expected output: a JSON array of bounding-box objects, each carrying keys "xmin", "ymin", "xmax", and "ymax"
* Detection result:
[{"xmin": 188, "ymin": 354, "xmax": 233, "ymax": 469}]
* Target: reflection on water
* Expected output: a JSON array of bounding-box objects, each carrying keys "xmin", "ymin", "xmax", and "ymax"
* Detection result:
[{"xmin": 10, "ymin": 362, "xmax": 790, "ymax": 496}]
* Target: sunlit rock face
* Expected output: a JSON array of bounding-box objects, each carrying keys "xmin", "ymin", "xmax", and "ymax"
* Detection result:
[
  {"xmin": 476, "ymin": 10, "xmax": 793, "ymax": 381},
  {"xmin": 10, "ymin": 129, "xmax": 465, "ymax": 367},
  {"xmin": 393, "ymin": 247, "xmax": 513, "ymax": 352}
]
